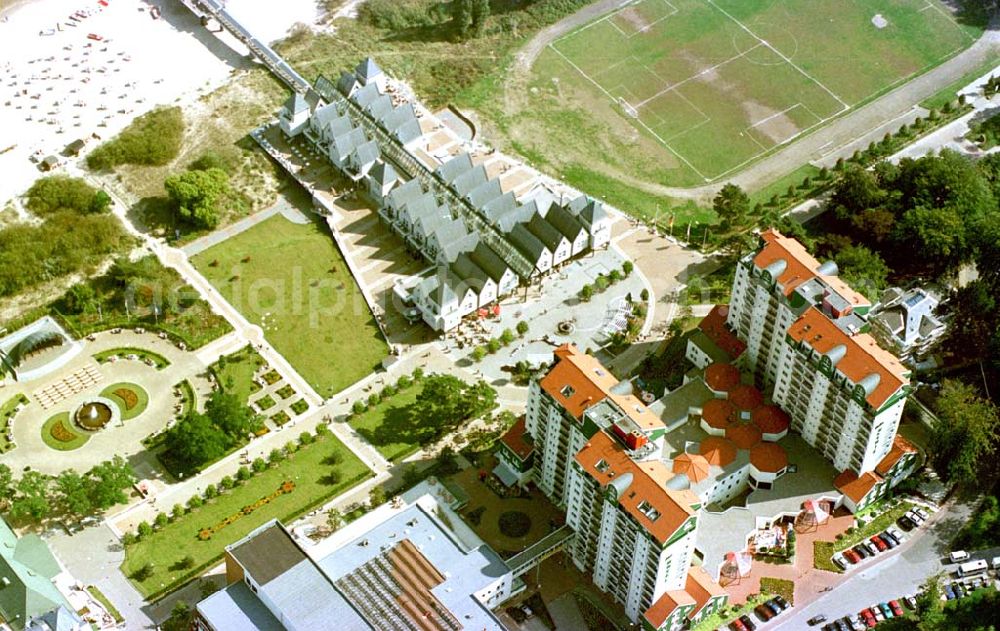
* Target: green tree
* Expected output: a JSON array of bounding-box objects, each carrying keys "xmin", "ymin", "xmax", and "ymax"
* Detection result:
[
  {"xmin": 893, "ymin": 205, "xmax": 967, "ymax": 275},
  {"xmin": 579, "ymin": 284, "xmax": 594, "ymax": 302},
  {"xmin": 0, "ymin": 464, "xmax": 15, "ymax": 507},
  {"xmin": 713, "ymin": 183, "xmax": 750, "ymax": 233},
  {"xmin": 164, "ymin": 167, "xmax": 230, "ymax": 230},
  {"xmin": 929, "ymin": 380, "xmax": 1000, "ymax": 487},
  {"xmin": 205, "ymin": 390, "xmax": 257, "ymax": 441},
  {"xmin": 832, "ymin": 165, "xmax": 884, "ymax": 215},
  {"xmin": 87, "ymin": 456, "xmax": 136, "ymax": 509},
  {"xmin": 449, "ymin": 0, "xmax": 472, "ymax": 36},
  {"xmin": 62, "ymin": 283, "xmax": 97, "ymax": 314},
  {"xmin": 369, "ymin": 485, "xmax": 386, "ymax": 508},
  {"xmin": 500, "ymin": 328, "xmax": 515, "ymax": 345},
  {"xmin": 165, "ymin": 412, "xmax": 229, "ymax": 473},
  {"xmin": 487, "ymin": 338, "xmax": 501, "ymax": 354},
  {"xmin": 470, "ymin": 0, "xmax": 489, "ymax": 35},
  {"xmin": 25, "ymin": 175, "xmax": 105, "ymax": 216},
  {"xmin": 10, "ymin": 471, "xmax": 51, "ymax": 522},
  {"xmin": 55, "ymin": 470, "xmax": 92, "ymax": 516},
  {"xmin": 835, "ymin": 244, "xmax": 889, "ymax": 301}
]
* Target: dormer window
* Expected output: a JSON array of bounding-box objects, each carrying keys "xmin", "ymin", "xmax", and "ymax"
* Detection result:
[
  {"xmin": 637, "ymin": 500, "xmax": 660, "ymax": 522},
  {"xmin": 561, "ymin": 385, "xmax": 575, "ymax": 398},
  {"xmin": 595, "ymin": 459, "xmax": 609, "ymax": 473}
]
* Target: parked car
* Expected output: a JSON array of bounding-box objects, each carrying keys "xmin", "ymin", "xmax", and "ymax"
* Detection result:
[
  {"xmin": 907, "ymin": 509, "xmax": 925, "ymax": 524},
  {"xmin": 871, "ymin": 605, "xmax": 885, "ymax": 621},
  {"xmin": 949, "ymin": 550, "xmax": 970, "ymax": 563},
  {"xmin": 772, "ymin": 595, "xmax": 789, "ymax": 610},
  {"xmin": 954, "ymin": 583, "xmax": 966, "ymax": 598},
  {"xmin": 944, "ymin": 584, "xmax": 956, "ymax": 600},
  {"xmin": 914, "ymin": 507, "xmax": 929, "ymax": 520},
  {"xmin": 844, "ymin": 549, "xmax": 861, "ymax": 564},
  {"xmin": 754, "ymin": 605, "xmax": 773, "ymax": 621},
  {"xmin": 729, "ymin": 619, "xmax": 747, "ymax": 631},
  {"xmin": 808, "ymin": 614, "xmax": 828, "ymax": 626},
  {"xmin": 832, "ymin": 553, "xmax": 847, "ymax": 570},
  {"xmin": 835, "ymin": 619, "xmax": 849, "ymax": 631},
  {"xmin": 879, "ymin": 532, "xmax": 898, "ymax": 549},
  {"xmin": 853, "ymin": 544, "xmax": 871, "ymax": 559},
  {"xmin": 879, "ymin": 602, "xmax": 893, "ymax": 619},
  {"xmin": 863, "ymin": 541, "xmax": 879, "ymax": 556},
  {"xmin": 897, "ymin": 515, "xmax": 916, "ymax": 531},
  {"xmin": 889, "ymin": 600, "xmax": 904, "ymax": 617},
  {"xmin": 870, "ymin": 536, "xmax": 888, "ymax": 552},
  {"xmin": 902, "ymin": 595, "xmax": 917, "ymax": 609},
  {"xmin": 765, "ymin": 600, "xmax": 782, "ymax": 616},
  {"xmin": 860, "ymin": 609, "xmax": 877, "ymax": 628},
  {"xmin": 739, "ymin": 614, "xmax": 757, "ymax": 630},
  {"xmin": 887, "ymin": 527, "xmax": 905, "ymax": 542}
]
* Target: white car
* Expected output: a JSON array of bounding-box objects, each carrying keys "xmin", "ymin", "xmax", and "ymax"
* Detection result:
[
  {"xmin": 950, "ymin": 550, "xmax": 970, "ymax": 563},
  {"xmin": 887, "ymin": 527, "xmax": 905, "ymax": 542}
]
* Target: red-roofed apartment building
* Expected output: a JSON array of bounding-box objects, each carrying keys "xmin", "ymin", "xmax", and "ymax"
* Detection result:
[
  {"xmin": 517, "ymin": 345, "xmax": 729, "ymax": 630},
  {"xmin": 720, "ymin": 230, "xmax": 916, "ymax": 509}
]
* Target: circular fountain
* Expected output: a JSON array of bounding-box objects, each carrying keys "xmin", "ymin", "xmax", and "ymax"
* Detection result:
[{"xmin": 74, "ymin": 398, "xmax": 118, "ymax": 431}]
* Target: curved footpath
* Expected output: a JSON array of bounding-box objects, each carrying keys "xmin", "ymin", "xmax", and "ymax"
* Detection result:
[{"xmin": 508, "ymin": 3, "xmax": 1000, "ymax": 199}]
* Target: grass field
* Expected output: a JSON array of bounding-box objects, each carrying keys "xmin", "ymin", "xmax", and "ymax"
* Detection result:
[
  {"xmin": 212, "ymin": 345, "xmax": 266, "ymax": 406},
  {"xmin": 518, "ymin": 0, "xmax": 980, "ymax": 187},
  {"xmin": 100, "ymin": 382, "xmax": 149, "ymax": 420},
  {"xmin": 192, "ymin": 214, "xmax": 387, "ymax": 398},
  {"xmin": 122, "ymin": 432, "xmax": 371, "ymax": 598},
  {"xmin": 348, "ymin": 387, "xmax": 422, "ymax": 462},
  {"xmin": 41, "ymin": 413, "xmax": 89, "ymax": 451}
]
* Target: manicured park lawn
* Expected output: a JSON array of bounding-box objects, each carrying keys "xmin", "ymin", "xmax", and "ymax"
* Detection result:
[
  {"xmin": 212, "ymin": 345, "xmax": 266, "ymax": 406},
  {"xmin": 192, "ymin": 214, "xmax": 387, "ymax": 398},
  {"xmin": 348, "ymin": 387, "xmax": 421, "ymax": 461},
  {"xmin": 93, "ymin": 347, "xmax": 170, "ymax": 370},
  {"xmin": 121, "ymin": 432, "xmax": 371, "ymax": 598},
  {"xmin": 100, "ymin": 382, "xmax": 149, "ymax": 420},
  {"xmin": 41, "ymin": 412, "xmax": 90, "ymax": 451}
]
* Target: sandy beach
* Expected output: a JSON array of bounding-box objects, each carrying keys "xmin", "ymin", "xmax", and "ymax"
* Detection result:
[{"xmin": 0, "ymin": 0, "xmax": 322, "ymax": 205}]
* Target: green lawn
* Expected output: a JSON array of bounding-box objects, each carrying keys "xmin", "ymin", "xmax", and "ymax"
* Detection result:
[
  {"xmin": 192, "ymin": 214, "xmax": 387, "ymax": 398},
  {"xmin": 212, "ymin": 345, "xmax": 266, "ymax": 406},
  {"xmin": 0, "ymin": 394, "xmax": 28, "ymax": 453},
  {"xmin": 348, "ymin": 387, "xmax": 422, "ymax": 461},
  {"xmin": 41, "ymin": 413, "xmax": 90, "ymax": 451},
  {"xmin": 87, "ymin": 585, "xmax": 124, "ymax": 624},
  {"xmin": 759, "ymin": 577, "xmax": 794, "ymax": 605},
  {"xmin": 93, "ymin": 347, "xmax": 170, "ymax": 369},
  {"xmin": 122, "ymin": 432, "xmax": 371, "ymax": 599},
  {"xmin": 100, "ymin": 382, "xmax": 149, "ymax": 420}
]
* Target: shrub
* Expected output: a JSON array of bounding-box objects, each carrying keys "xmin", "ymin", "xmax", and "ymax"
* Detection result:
[
  {"xmin": 86, "ymin": 106, "xmax": 184, "ymax": 170},
  {"xmin": 472, "ymin": 346, "xmax": 487, "ymax": 362},
  {"xmin": 187, "ymin": 495, "xmax": 204, "ymax": 510},
  {"xmin": 640, "ymin": 288, "xmax": 649, "ymax": 301},
  {"xmin": 381, "ymin": 383, "xmax": 397, "ymax": 397},
  {"xmin": 137, "ymin": 521, "xmax": 153, "ymax": 538},
  {"xmin": 367, "ymin": 392, "xmax": 381, "ymax": 407},
  {"xmin": 25, "ymin": 176, "xmax": 107, "ymax": 216},
  {"xmin": 487, "ymin": 338, "xmax": 501, "ymax": 354},
  {"xmin": 203, "ymin": 484, "xmax": 218, "ymax": 499},
  {"xmin": 608, "ymin": 269, "xmax": 622, "ymax": 283},
  {"xmin": 579, "ymin": 284, "xmax": 594, "ymax": 302},
  {"xmin": 269, "ymin": 448, "xmax": 285, "ymax": 463},
  {"xmin": 171, "ymin": 503, "xmax": 185, "ymax": 519},
  {"xmin": 397, "ymin": 375, "xmax": 412, "ymax": 389},
  {"xmin": 516, "ymin": 320, "xmax": 529, "ymax": 336},
  {"xmin": 299, "ymin": 431, "xmax": 314, "ymax": 445},
  {"xmin": 154, "ymin": 513, "xmax": 169, "ymax": 528},
  {"xmin": 133, "ymin": 563, "xmax": 154, "ymax": 582},
  {"xmin": 594, "ymin": 275, "xmax": 609, "ymax": 291},
  {"xmin": 835, "ymin": 533, "xmax": 845, "ymax": 541},
  {"xmin": 315, "ymin": 423, "xmax": 330, "ymax": 436},
  {"xmin": 412, "ymin": 367, "xmax": 424, "ymax": 380},
  {"xmin": 121, "ymin": 532, "xmax": 137, "ymax": 546},
  {"xmin": 284, "ymin": 441, "xmax": 297, "ymax": 454},
  {"xmin": 219, "ymin": 475, "xmax": 235, "ymax": 490},
  {"xmin": 352, "ymin": 400, "xmax": 367, "ymax": 415},
  {"xmin": 500, "ymin": 329, "xmax": 515, "ymax": 345},
  {"xmin": 236, "ymin": 466, "xmax": 252, "ymax": 481},
  {"xmin": 622, "ymin": 260, "xmax": 634, "ymax": 276},
  {"xmin": 252, "ymin": 457, "xmax": 267, "ymax": 472}
]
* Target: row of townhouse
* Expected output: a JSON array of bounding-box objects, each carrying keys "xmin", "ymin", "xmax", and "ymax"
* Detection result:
[{"xmin": 275, "ymin": 57, "xmax": 613, "ymax": 332}]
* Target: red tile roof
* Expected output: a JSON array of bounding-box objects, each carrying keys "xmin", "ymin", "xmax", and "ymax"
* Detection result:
[
  {"xmin": 875, "ymin": 434, "xmax": 919, "ymax": 476},
  {"xmin": 673, "ymin": 453, "xmax": 711, "ymax": 483},
  {"xmin": 729, "ymin": 384, "xmax": 764, "ymax": 411},
  {"xmin": 499, "ymin": 416, "xmax": 533, "ymax": 461},
  {"xmin": 753, "ymin": 229, "xmax": 819, "ymax": 296},
  {"xmin": 702, "ymin": 399, "xmax": 738, "ymax": 431},
  {"xmin": 644, "ymin": 589, "xmax": 697, "ymax": 627},
  {"xmin": 749, "ymin": 442, "xmax": 788, "ymax": 474},
  {"xmin": 752, "ymin": 405, "xmax": 790, "ymax": 436},
  {"xmin": 834, "ymin": 469, "xmax": 882, "ymax": 504},
  {"xmin": 685, "ymin": 566, "xmax": 727, "ymax": 619},
  {"xmin": 787, "ymin": 307, "xmax": 909, "ymax": 409},
  {"xmin": 698, "ymin": 305, "xmax": 746, "ymax": 360},
  {"xmin": 705, "ymin": 363, "xmax": 741, "ymax": 392},
  {"xmin": 576, "ymin": 432, "xmax": 698, "ymax": 545},
  {"xmin": 699, "ymin": 437, "xmax": 738, "ymax": 467},
  {"xmin": 726, "ymin": 423, "xmax": 762, "ymax": 450}
]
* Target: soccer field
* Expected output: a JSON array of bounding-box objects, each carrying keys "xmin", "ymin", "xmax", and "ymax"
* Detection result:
[{"xmin": 545, "ymin": 0, "xmax": 978, "ymax": 182}]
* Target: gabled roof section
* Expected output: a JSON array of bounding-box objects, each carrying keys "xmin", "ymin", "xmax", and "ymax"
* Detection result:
[
  {"xmin": 644, "ymin": 589, "xmax": 697, "ymax": 628},
  {"xmin": 368, "ymin": 160, "xmax": 398, "ymax": 187},
  {"xmin": 228, "ymin": 521, "xmax": 307, "ymax": 586},
  {"xmin": 568, "ymin": 196, "xmax": 607, "ymax": 225},
  {"xmin": 336, "ymin": 70, "xmax": 358, "ymax": 97},
  {"xmin": 509, "ymin": 224, "xmax": 550, "ymax": 263},
  {"xmin": 525, "ymin": 213, "xmax": 567, "ymax": 252},
  {"xmin": 545, "ymin": 203, "xmax": 587, "ymax": 241},
  {"xmin": 469, "ymin": 241, "xmax": 510, "ymax": 283},
  {"xmin": 284, "ymin": 92, "xmax": 309, "ymax": 115},
  {"xmin": 539, "ymin": 344, "xmax": 618, "ymax": 418},
  {"xmin": 500, "ymin": 416, "xmax": 534, "ymax": 461},
  {"xmin": 451, "ymin": 164, "xmax": 488, "ymax": 197},
  {"xmin": 576, "ymin": 432, "xmax": 698, "ymax": 545},
  {"xmin": 435, "ymin": 152, "xmax": 474, "ymax": 184},
  {"xmin": 684, "ymin": 566, "xmax": 727, "ymax": 619},
  {"xmin": 382, "ymin": 103, "xmax": 418, "ymax": 134},
  {"xmin": 752, "ymin": 229, "xmax": 820, "ymax": 296},
  {"xmin": 451, "ymin": 254, "xmax": 491, "ymax": 293},
  {"xmin": 787, "ymin": 307, "xmax": 908, "ymax": 409},
  {"xmin": 875, "ymin": 434, "xmax": 918, "ymax": 476},
  {"xmin": 834, "ymin": 469, "xmax": 881, "ymax": 504},
  {"xmin": 386, "ymin": 178, "xmax": 424, "ymax": 208},
  {"xmin": 350, "ymin": 82, "xmax": 382, "ymax": 109},
  {"xmin": 355, "ymin": 57, "xmax": 382, "ymax": 82},
  {"xmin": 466, "ymin": 179, "xmax": 504, "ymax": 209},
  {"xmin": 364, "ymin": 93, "xmax": 393, "ymax": 121},
  {"xmin": 698, "ymin": 305, "xmax": 746, "ymax": 360},
  {"xmin": 481, "ymin": 192, "xmax": 518, "ymax": 225},
  {"xmin": 439, "ymin": 231, "xmax": 479, "ymax": 265}
]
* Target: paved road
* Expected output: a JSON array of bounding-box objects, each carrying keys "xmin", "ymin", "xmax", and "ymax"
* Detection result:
[
  {"xmin": 771, "ymin": 495, "xmax": 982, "ymax": 630},
  {"xmin": 506, "ymin": 4, "xmax": 1000, "ymax": 198}
]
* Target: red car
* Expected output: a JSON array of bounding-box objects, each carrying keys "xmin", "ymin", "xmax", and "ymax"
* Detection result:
[
  {"xmin": 844, "ymin": 549, "xmax": 861, "ymax": 564},
  {"xmin": 860, "ymin": 608, "xmax": 877, "ymax": 628},
  {"xmin": 729, "ymin": 619, "xmax": 747, "ymax": 631},
  {"xmin": 871, "ymin": 535, "xmax": 888, "ymax": 552},
  {"xmin": 889, "ymin": 600, "xmax": 904, "ymax": 617}
]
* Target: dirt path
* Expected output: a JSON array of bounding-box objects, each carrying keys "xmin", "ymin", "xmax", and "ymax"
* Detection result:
[{"xmin": 503, "ymin": 3, "xmax": 1000, "ymax": 199}]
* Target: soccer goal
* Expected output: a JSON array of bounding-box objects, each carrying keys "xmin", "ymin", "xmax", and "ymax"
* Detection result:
[{"xmin": 618, "ymin": 97, "xmax": 640, "ymax": 118}]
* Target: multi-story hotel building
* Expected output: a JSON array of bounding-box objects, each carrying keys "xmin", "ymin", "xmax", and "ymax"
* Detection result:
[{"xmin": 726, "ymin": 230, "xmax": 911, "ymax": 476}]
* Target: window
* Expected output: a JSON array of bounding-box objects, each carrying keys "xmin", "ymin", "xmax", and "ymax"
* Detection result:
[{"xmin": 561, "ymin": 384, "xmax": 575, "ymax": 398}]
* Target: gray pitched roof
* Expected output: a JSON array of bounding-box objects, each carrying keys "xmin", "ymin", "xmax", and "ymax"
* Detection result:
[
  {"xmin": 509, "ymin": 224, "xmax": 549, "ymax": 262},
  {"xmin": 382, "ymin": 103, "xmax": 417, "ymax": 132},
  {"xmin": 431, "ymin": 219, "xmax": 469, "ymax": 251},
  {"xmin": 284, "ymin": 92, "xmax": 309, "ymax": 115},
  {"xmin": 402, "ymin": 194, "xmax": 445, "ymax": 228},
  {"xmin": 481, "ymin": 191, "xmax": 517, "ymax": 225},
  {"xmin": 351, "ymin": 82, "xmax": 382, "ymax": 109},
  {"xmin": 351, "ymin": 140, "xmax": 380, "ymax": 168},
  {"xmin": 394, "ymin": 119, "xmax": 423, "ymax": 145},
  {"xmin": 545, "ymin": 203, "xmax": 586, "ymax": 241},
  {"xmin": 336, "ymin": 71, "xmax": 358, "ymax": 96},
  {"xmin": 451, "ymin": 254, "xmax": 490, "ymax": 293},
  {"xmin": 311, "ymin": 102, "xmax": 346, "ymax": 130},
  {"xmin": 333, "ymin": 127, "xmax": 368, "ymax": 159},
  {"xmin": 356, "ymin": 57, "xmax": 383, "ymax": 82},
  {"xmin": 436, "ymin": 152, "xmax": 474, "ymax": 184},
  {"xmin": 365, "ymin": 94, "xmax": 394, "ymax": 121},
  {"xmin": 466, "ymin": 179, "xmax": 503, "ymax": 209},
  {"xmin": 440, "ymin": 231, "xmax": 479, "ymax": 264},
  {"xmin": 368, "ymin": 160, "xmax": 398, "ymax": 187},
  {"xmin": 570, "ymin": 197, "xmax": 607, "ymax": 225},
  {"xmin": 469, "ymin": 241, "xmax": 510, "ymax": 283},
  {"xmin": 450, "ymin": 164, "xmax": 488, "ymax": 197},
  {"xmin": 413, "ymin": 209, "xmax": 452, "ymax": 240},
  {"xmin": 386, "ymin": 178, "xmax": 424, "ymax": 209},
  {"xmin": 525, "ymin": 212, "xmax": 566, "ymax": 251}
]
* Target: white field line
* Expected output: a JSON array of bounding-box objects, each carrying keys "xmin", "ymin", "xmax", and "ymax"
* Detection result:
[
  {"xmin": 921, "ymin": 0, "xmax": 978, "ymax": 42},
  {"xmin": 552, "ymin": 0, "xmax": 642, "ymax": 44},
  {"xmin": 705, "ymin": 0, "xmax": 852, "ymax": 111},
  {"xmin": 623, "ymin": 0, "xmax": 681, "ymax": 38},
  {"xmin": 633, "ymin": 42, "xmax": 764, "ymax": 108},
  {"xmin": 544, "ymin": 44, "xmax": 711, "ymax": 180},
  {"xmin": 748, "ymin": 102, "xmax": 804, "ymax": 130},
  {"xmin": 608, "ymin": 15, "xmax": 629, "ymax": 36}
]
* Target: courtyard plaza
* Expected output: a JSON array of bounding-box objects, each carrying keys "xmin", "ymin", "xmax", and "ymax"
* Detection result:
[{"xmin": 0, "ymin": 328, "xmax": 221, "ymax": 476}]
